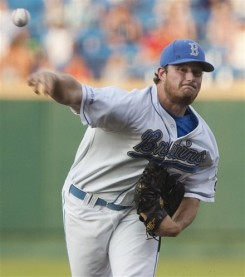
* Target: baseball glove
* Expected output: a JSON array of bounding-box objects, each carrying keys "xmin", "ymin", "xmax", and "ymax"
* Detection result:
[{"xmin": 134, "ymin": 161, "xmax": 185, "ymax": 237}]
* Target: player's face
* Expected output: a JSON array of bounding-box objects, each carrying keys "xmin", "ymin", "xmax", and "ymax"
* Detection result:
[{"xmin": 162, "ymin": 63, "xmax": 203, "ymax": 106}]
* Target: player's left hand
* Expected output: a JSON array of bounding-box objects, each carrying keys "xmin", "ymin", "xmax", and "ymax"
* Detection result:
[{"xmin": 134, "ymin": 161, "xmax": 185, "ymax": 237}]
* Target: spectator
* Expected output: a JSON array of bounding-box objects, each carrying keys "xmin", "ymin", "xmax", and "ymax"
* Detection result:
[
  {"xmin": 143, "ymin": 0, "xmax": 197, "ymax": 60},
  {"xmin": 0, "ymin": 30, "xmax": 35, "ymax": 81},
  {"xmin": 65, "ymin": 43, "xmax": 93, "ymax": 81},
  {"xmin": 0, "ymin": 0, "xmax": 19, "ymax": 59},
  {"xmin": 190, "ymin": 0, "xmax": 212, "ymax": 43},
  {"xmin": 100, "ymin": 53, "xmax": 129, "ymax": 82},
  {"xmin": 206, "ymin": 0, "xmax": 239, "ymax": 84},
  {"xmin": 103, "ymin": 4, "xmax": 143, "ymax": 52},
  {"xmin": 228, "ymin": 19, "xmax": 245, "ymax": 80},
  {"xmin": 154, "ymin": 0, "xmax": 197, "ymax": 40},
  {"xmin": 42, "ymin": 21, "xmax": 75, "ymax": 70}
]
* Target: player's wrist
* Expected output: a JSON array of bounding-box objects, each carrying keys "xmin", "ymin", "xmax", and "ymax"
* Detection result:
[{"xmin": 156, "ymin": 216, "xmax": 181, "ymax": 237}]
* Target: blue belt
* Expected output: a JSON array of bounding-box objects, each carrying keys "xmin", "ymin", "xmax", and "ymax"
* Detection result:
[{"xmin": 69, "ymin": 184, "xmax": 130, "ymax": 211}]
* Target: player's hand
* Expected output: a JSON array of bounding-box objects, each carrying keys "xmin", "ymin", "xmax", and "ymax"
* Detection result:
[
  {"xmin": 27, "ymin": 70, "xmax": 65, "ymax": 103},
  {"xmin": 27, "ymin": 70, "xmax": 82, "ymax": 112},
  {"xmin": 27, "ymin": 70, "xmax": 56, "ymax": 95}
]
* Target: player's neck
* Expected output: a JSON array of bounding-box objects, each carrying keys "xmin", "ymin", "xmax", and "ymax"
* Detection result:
[{"xmin": 158, "ymin": 96, "xmax": 188, "ymax": 117}]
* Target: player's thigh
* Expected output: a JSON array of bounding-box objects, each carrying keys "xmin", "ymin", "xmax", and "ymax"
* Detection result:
[
  {"xmin": 109, "ymin": 211, "xmax": 160, "ymax": 277},
  {"xmin": 63, "ymin": 191, "xmax": 113, "ymax": 277}
]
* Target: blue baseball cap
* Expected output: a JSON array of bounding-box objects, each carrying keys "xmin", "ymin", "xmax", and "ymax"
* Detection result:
[{"xmin": 160, "ymin": 39, "xmax": 214, "ymax": 72}]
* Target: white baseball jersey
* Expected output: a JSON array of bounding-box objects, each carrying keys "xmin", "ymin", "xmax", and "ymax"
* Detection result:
[{"xmin": 67, "ymin": 84, "xmax": 219, "ymax": 206}]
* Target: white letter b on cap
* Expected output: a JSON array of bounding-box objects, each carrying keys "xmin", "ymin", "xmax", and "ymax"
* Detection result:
[{"xmin": 189, "ymin": 42, "xmax": 199, "ymax": 56}]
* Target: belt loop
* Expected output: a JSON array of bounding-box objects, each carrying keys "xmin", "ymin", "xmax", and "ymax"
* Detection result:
[
  {"xmin": 69, "ymin": 184, "xmax": 131, "ymax": 211},
  {"xmin": 83, "ymin": 193, "xmax": 92, "ymax": 205},
  {"xmin": 88, "ymin": 195, "xmax": 99, "ymax": 208}
]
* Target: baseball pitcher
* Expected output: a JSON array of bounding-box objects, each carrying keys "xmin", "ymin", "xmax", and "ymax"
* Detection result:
[{"xmin": 28, "ymin": 39, "xmax": 219, "ymax": 277}]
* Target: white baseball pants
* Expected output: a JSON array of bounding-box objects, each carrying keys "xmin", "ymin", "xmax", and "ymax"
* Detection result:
[{"xmin": 62, "ymin": 184, "xmax": 160, "ymax": 277}]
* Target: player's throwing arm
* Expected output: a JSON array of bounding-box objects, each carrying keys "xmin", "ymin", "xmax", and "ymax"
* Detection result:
[{"xmin": 27, "ymin": 70, "xmax": 82, "ymax": 113}]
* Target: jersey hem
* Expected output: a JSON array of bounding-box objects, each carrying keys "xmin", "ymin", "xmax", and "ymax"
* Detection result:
[{"xmin": 184, "ymin": 192, "xmax": 215, "ymax": 202}]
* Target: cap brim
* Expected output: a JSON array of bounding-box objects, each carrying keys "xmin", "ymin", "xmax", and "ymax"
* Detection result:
[{"xmin": 169, "ymin": 58, "xmax": 214, "ymax": 72}]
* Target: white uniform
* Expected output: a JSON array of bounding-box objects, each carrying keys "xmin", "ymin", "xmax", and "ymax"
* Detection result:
[{"xmin": 62, "ymin": 84, "xmax": 219, "ymax": 277}]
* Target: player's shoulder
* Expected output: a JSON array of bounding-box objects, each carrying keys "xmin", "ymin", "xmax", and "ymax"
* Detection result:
[
  {"xmin": 108, "ymin": 85, "xmax": 151, "ymax": 95},
  {"xmin": 82, "ymin": 83, "xmax": 153, "ymax": 111},
  {"xmin": 83, "ymin": 81, "xmax": 152, "ymax": 91},
  {"xmin": 129, "ymin": 85, "xmax": 155, "ymax": 99},
  {"xmin": 105, "ymin": 85, "xmax": 153, "ymax": 103},
  {"xmin": 85, "ymin": 84, "xmax": 150, "ymax": 96}
]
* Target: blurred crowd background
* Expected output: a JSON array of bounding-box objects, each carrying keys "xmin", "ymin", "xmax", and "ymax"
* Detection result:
[{"xmin": 0, "ymin": 0, "xmax": 244, "ymax": 85}]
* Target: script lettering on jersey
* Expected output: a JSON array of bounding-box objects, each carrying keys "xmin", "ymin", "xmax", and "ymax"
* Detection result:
[
  {"xmin": 167, "ymin": 139, "xmax": 206, "ymax": 165},
  {"xmin": 127, "ymin": 129, "xmax": 207, "ymax": 172},
  {"xmin": 132, "ymin": 129, "xmax": 170, "ymax": 157}
]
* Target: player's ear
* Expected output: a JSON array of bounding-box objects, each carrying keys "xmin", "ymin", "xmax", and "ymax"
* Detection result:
[{"xmin": 157, "ymin": 67, "xmax": 167, "ymax": 81}]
